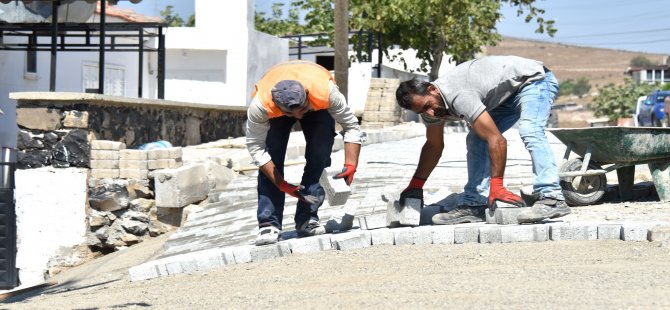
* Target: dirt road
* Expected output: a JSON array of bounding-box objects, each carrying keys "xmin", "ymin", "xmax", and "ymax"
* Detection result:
[{"xmin": 3, "ymin": 233, "xmax": 670, "ymax": 309}]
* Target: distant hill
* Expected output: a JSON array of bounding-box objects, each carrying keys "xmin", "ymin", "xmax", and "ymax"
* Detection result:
[{"xmin": 484, "ymin": 37, "xmax": 668, "ymax": 105}]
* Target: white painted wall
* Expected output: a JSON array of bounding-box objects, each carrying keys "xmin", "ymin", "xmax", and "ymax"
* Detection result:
[{"xmin": 14, "ymin": 167, "xmax": 88, "ymax": 286}]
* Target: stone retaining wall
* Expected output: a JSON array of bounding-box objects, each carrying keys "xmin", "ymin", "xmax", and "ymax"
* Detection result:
[{"xmin": 11, "ymin": 92, "xmax": 247, "ymax": 169}]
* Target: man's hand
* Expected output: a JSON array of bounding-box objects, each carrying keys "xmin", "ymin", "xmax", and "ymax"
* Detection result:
[
  {"xmin": 399, "ymin": 176, "xmax": 426, "ymax": 206},
  {"xmin": 488, "ymin": 176, "xmax": 526, "ymax": 209},
  {"xmin": 333, "ymin": 164, "xmax": 356, "ymax": 185},
  {"xmin": 278, "ymin": 180, "xmax": 318, "ymax": 204}
]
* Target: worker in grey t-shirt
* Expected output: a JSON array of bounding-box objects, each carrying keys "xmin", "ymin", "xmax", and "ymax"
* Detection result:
[{"xmin": 395, "ymin": 55, "xmax": 570, "ymax": 225}]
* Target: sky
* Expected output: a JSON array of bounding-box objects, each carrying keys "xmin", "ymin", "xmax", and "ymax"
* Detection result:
[{"xmin": 120, "ymin": 0, "xmax": 669, "ymax": 55}]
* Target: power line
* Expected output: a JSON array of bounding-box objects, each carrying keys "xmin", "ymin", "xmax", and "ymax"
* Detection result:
[{"xmin": 557, "ymin": 27, "xmax": 670, "ymax": 39}]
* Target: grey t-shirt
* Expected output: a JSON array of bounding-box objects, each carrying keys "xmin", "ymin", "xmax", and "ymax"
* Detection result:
[{"xmin": 422, "ymin": 56, "xmax": 546, "ymax": 126}]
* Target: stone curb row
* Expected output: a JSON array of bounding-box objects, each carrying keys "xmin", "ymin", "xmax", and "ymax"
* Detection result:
[{"xmin": 129, "ymin": 220, "xmax": 670, "ymax": 282}]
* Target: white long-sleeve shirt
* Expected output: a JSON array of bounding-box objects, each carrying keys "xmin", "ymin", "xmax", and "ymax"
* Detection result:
[{"xmin": 245, "ymin": 82, "xmax": 363, "ymax": 167}]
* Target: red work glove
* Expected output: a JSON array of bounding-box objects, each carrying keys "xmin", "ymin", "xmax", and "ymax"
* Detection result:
[
  {"xmin": 333, "ymin": 163, "xmax": 356, "ymax": 186},
  {"xmin": 488, "ymin": 176, "xmax": 526, "ymax": 209},
  {"xmin": 399, "ymin": 176, "xmax": 426, "ymax": 207},
  {"xmin": 278, "ymin": 180, "xmax": 318, "ymax": 204}
]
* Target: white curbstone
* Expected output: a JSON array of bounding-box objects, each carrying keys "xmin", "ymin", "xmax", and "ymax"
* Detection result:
[
  {"xmin": 250, "ymin": 242, "xmax": 291, "ymax": 262},
  {"xmin": 431, "ymin": 225, "xmax": 455, "ymax": 245},
  {"xmin": 597, "ymin": 224, "xmax": 622, "ymax": 240},
  {"xmin": 479, "ymin": 226, "xmax": 502, "ymax": 243},
  {"xmin": 369, "ymin": 228, "xmax": 395, "ymax": 245},
  {"xmin": 288, "ymin": 235, "xmax": 333, "ymax": 254},
  {"xmin": 358, "ymin": 213, "xmax": 387, "ymax": 230}
]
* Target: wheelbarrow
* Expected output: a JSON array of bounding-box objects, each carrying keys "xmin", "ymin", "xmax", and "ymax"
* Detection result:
[{"xmin": 548, "ymin": 127, "xmax": 670, "ymax": 206}]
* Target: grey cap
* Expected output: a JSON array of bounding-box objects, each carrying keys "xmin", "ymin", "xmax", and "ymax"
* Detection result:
[{"xmin": 271, "ymin": 80, "xmax": 307, "ymax": 111}]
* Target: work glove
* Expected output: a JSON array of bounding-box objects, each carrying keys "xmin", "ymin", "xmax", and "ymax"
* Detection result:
[
  {"xmin": 278, "ymin": 180, "xmax": 318, "ymax": 204},
  {"xmin": 399, "ymin": 176, "xmax": 426, "ymax": 207},
  {"xmin": 333, "ymin": 163, "xmax": 356, "ymax": 186},
  {"xmin": 488, "ymin": 176, "xmax": 526, "ymax": 209}
]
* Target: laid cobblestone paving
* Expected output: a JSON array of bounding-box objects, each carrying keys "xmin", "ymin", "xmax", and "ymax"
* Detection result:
[{"xmin": 130, "ymin": 126, "xmax": 670, "ymax": 281}]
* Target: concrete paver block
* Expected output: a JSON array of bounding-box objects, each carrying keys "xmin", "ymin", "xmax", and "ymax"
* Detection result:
[
  {"xmin": 232, "ymin": 245, "xmax": 252, "ymax": 264},
  {"xmin": 90, "ymin": 150, "xmax": 119, "ymax": 160},
  {"xmin": 597, "ymin": 224, "xmax": 622, "ymax": 240},
  {"xmin": 393, "ymin": 227, "xmax": 432, "ymax": 245},
  {"xmin": 485, "ymin": 207, "xmax": 530, "ymax": 225},
  {"xmin": 91, "ymin": 140, "xmax": 126, "ymax": 150},
  {"xmin": 148, "ymin": 147, "xmax": 183, "ymax": 160},
  {"xmin": 119, "ymin": 159, "xmax": 148, "ymax": 170},
  {"xmin": 154, "ymin": 164, "xmax": 209, "ymax": 208},
  {"xmin": 621, "ymin": 223, "xmax": 661, "ymax": 241},
  {"xmin": 90, "ymin": 168, "xmax": 119, "ymax": 179},
  {"xmin": 331, "ymin": 231, "xmax": 370, "ymax": 250},
  {"xmin": 549, "ymin": 222, "xmax": 598, "ymax": 241},
  {"xmin": 454, "ymin": 224, "xmax": 481, "ymax": 244},
  {"xmin": 649, "ymin": 226, "xmax": 670, "ymax": 242},
  {"xmin": 500, "ymin": 224, "xmax": 548, "ymax": 243},
  {"xmin": 250, "ymin": 242, "xmax": 291, "ymax": 262},
  {"xmin": 90, "ymin": 159, "xmax": 119, "ymax": 169},
  {"xmin": 120, "ymin": 149, "xmax": 148, "ymax": 160},
  {"xmin": 369, "ymin": 228, "xmax": 395, "ymax": 245},
  {"xmin": 120, "ymin": 169, "xmax": 148, "ymax": 180},
  {"xmin": 479, "ymin": 226, "xmax": 502, "ymax": 243},
  {"xmin": 148, "ymin": 158, "xmax": 183, "ymax": 170},
  {"xmin": 399, "ymin": 198, "xmax": 421, "ymax": 226},
  {"xmin": 129, "ymin": 262, "xmax": 159, "ymax": 281},
  {"xmin": 431, "ymin": 225, "xmax": 455, "ymax": 245},
  {"xmin": 358, "ymin": 213, "xmax": 387, "ymax": 230},
  {"xmin": 289, "ymin": 235, "xmax": 333, "ymax": 253},
  {"xmin": 320, "ymin": 167, "xmax": 351, "ymax": 206}
]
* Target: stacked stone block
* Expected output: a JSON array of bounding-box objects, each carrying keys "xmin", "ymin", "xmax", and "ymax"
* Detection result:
[
  {"xmin": 362, "ymin": 78, "xmax": 403, "ymax": 128},
  {"xmin": 90, "ymin": 140, "xmax": 125, "ymax": 179},
  {"xmin": 148, "ymin": 147, "xmax": 183, "ymax": 170},
  {"xmin": 119, "ymin": 149, "xmax": 149, "ymax": 180}
]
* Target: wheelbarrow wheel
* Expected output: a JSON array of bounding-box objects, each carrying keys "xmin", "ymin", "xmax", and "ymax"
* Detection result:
[{"xmin": 559, "ymin": 158, "xmax": 607, "ymax": 206}]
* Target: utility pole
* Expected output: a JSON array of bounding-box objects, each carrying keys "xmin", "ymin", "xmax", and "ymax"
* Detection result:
[{"xmin": 334, "ymin": 0, "xmax": 348, "ymax": 100}]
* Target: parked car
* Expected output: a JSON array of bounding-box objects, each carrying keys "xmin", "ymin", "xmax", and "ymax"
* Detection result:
[
  {"xmin": 641, "ymin": 90, "xmax": 670, "ymax": 127},
  {"xmin": 634, "ymin": 95, "xmax": 650, "ymax": 126}
]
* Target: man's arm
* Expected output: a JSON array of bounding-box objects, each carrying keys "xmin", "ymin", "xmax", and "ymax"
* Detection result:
[
  {"xmin": 413, "ymin": 123, "xmax": 445, "ymax": 179},
  {"xmin": 470, "ymin": 111, "xmax": 506, "ymax": 177}
]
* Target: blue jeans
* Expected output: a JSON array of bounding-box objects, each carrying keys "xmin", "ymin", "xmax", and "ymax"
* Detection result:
[
  {"xmin": 459, "ymin": 72, "xmax": 564, "ymax": 206},
  {"xmin": 257, "ymin": 109, "xmax": 335, "ymax": 229}
]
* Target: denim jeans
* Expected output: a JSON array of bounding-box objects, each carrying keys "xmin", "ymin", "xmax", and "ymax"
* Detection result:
[
  {"xmin": 459, "ymin": 72, "xmax": 564, "ymax": 206},
  {"xmin": 257, "ymin": 109, "xmax": 335, "ymax": 229}
]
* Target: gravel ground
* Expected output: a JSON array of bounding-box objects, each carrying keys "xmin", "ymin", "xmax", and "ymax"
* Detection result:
[{"xmin": 3, "ymin": 224, "xmax": 670, "ymax": 309}]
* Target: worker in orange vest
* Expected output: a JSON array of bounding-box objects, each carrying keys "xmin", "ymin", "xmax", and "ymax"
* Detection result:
[{"xmin": 247, "ymin": 61, "xmax": 364, "ymax": 246}]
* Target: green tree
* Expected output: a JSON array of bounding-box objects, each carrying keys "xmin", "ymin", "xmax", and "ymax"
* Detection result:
[
  {"xmin": 558, "ymin": 79, "xmax": 575, "ymax": 97},
  {"xmin": 572, "ymin": 77, "xmax": 591, "ymax": 97},
  {"xmin": 160, "ymin": 5, "xmax": 184, "ymax": 27},
  {"xmin": 591, "ymin": 78, "xmax": 656, "ymax": 122},
  {"xmin": 630, "ymin": 56, "xmax": 654, "ymax": 68},
  {"xmin": 255, "ymin": 3, "xmax": 306, "ymax": 36},
  {"xmin": 186, "ymin": 14, "xmax": 196, "ymax": 27}
]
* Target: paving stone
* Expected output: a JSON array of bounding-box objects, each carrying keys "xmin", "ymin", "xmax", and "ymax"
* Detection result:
[
  {"xmin": 129, "ymin": 262, "xmax": 159, "ymax": 281},
  {"xmin": 399, "ymin": 198, "xmax": 421, "ymax": 226},
  {"xmin": 288, "ymin": 235, "xmax": 333, "ymax": 254},
  {"xmin": 597, "ymin": 224, "xmax": 622, "ymax": 240},
  {"xmin": 232, "ymin": 245, "xmax": 252, "ymax": 264},
  {"xmin": 358, "ymin": 213, "xmax": 387, "ymax": 230},
  {"xmin": 91, "ymin": 140, "xmax": 126, "ymax": 150},
  {"xmin": 478, "ymin": 226, "xmax": 502, "ymax": 243},
  {"xmin": 120, "ymin": 149, "xmax": 148, "ymax": 160},
  {"xmin": 149, "ymin": 158, "xmax": 183, "ymax": 170},
  {"xmin": 394, "ymin": 227, "xmax": 432, "ymax": 245},
  {"xmin": 454, "ymin": 224, "xmax": 481, "ymax": 244},
  {"xmin": 120, "ymin": 159, "xmax": 149, "ymax": 170},
  {"xmin": 485, "ymin": 207, "xmax": 530, "ymax": 225},
  {"xmin": 250, "ymin": 242, "xmax": 291, "ymax": 262},
  {"xmin": 386, "ymin": 197, "xmax": 402, "ymax": 227},
  {"xmin": 154, "ymin": 164, "xmax": 209, "ymax": 208},
  {"xmin": 431, "ymin": 225, "xmax": 455, "ymax": 245},
  {"xmin": 90, "ymin": 150, "xmax": 119, "ymax": 160},
  {"xmin": 320, "ymin": 167, "xmax": 351, "ymax": 206},
  {"xmin": 90, "ymin": 168, "xmax": 119, "ymax": 179},
  {"xmin": 500, "ymin": 224, "xmax": 548, "ymax": 243},
  {"xmin": 193, "ymin": 248, "xmax": 235, "ymax": 271},
  {"xmin": 369, "ymin": 228, "xmax": 395, "ymax": 245},
  {"xmin": 549, "ymin": 222, "xmax": 598, "ymax": 241},
  {"xmin": 120, "ymin": 169, "xmax": 148, "ymax": 180},
  {"xmin": 90, "ymin": 159, "xmax": 119, "ymax": 169},
  {"xmin": 649, "ymin": 226, "xmax": 670, "ymax": 242},
  {"xmin": 148, "ymin": 147, "xmax": 183, "ymax": 160},
  {"xmin": 621, "ymin": 223, "xmax": 661, "ymax": 241},
  {"xmin": 331, "ymin": 231, "xmax": 370, "ymax": 250}
]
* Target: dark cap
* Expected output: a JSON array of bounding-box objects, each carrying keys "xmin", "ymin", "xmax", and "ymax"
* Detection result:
[{"xmin": 271, "ymin": 80, "xmax": 307, "ymax": 111}]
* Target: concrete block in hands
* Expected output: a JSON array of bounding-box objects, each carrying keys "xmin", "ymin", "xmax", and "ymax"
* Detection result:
[{"xmin": 320, "ymin": 167, "xmax": 351, "ymax": 206}]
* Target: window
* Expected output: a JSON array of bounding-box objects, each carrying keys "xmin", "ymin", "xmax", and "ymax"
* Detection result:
[
  {"xmin": 82, "ymin": 63, "xmax": 125, "ymax": 96},
  {"xmin": 25, "ymin": 35, "xmax": 36, "ymax": 74}
]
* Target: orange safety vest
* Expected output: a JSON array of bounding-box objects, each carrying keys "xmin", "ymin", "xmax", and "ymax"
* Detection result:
[{"xmin": 252, "ymin": 61, "xmax": 336, "ymax": 119}]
